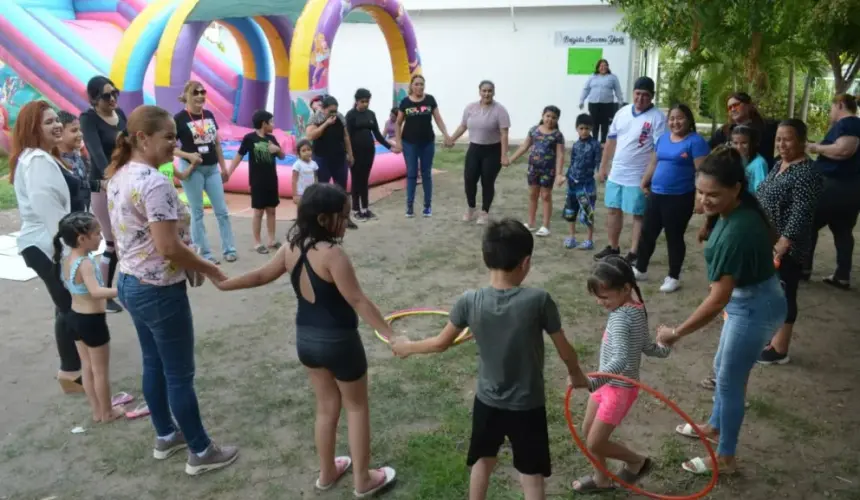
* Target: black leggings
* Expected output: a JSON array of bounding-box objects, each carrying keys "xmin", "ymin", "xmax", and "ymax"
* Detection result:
[
  {"xmin": 805, "ymin": 175, "xmax": 860, "ymax": 281},
  {"xmin": 464, "ymin": 143, "xmax": 502, "ymax": 212},
  {"xmin": 779, "ymin": 254, "xmax": 802, "ymax": 324},
  {"xmin": 351, "ymin": 147, "xmax": 374, "ymax": 212},
  {"xmin": 21, "ymin": 246, "xmax": 81, "ymax": 372},
  {"xmin": 588, "ymin": 102, "xmax": 617, "ymax": 144},
  {"xmin": 636, "ymin": 191, "xmax": 695, "ymax": 279}
]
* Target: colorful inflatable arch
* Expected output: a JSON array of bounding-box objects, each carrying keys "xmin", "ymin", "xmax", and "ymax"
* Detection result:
[{"xmin": 290, "ymin": 0, "xmax": 422, "ymax": 136}]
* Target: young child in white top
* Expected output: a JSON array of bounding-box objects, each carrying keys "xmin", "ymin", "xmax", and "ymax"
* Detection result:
[{"xmin": 292, "ymin": 139, "xmax": 318, "ymax": 205}]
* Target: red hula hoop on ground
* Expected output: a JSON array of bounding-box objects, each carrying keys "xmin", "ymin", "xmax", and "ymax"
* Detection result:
[{"xmin": 565, "ymin": 372, "xmax": 718, "ymax": 499}]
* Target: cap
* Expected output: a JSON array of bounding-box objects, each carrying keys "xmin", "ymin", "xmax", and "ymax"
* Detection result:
[{"xmin": 634, "ymin": 76, "xmax": 655, "ymax": 96}]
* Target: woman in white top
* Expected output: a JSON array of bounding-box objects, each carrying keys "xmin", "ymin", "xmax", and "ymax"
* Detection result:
[
  {"xmin": 10, "ymin": 100, "xmax": 81, "ymax": 393},
  {"xmin": 579, "ymin": 59, "xmax": 624, "ymax": 144}
]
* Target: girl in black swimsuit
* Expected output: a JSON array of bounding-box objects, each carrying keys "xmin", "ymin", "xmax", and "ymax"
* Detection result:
[{"xmin": 214, "ymin": 183, "xmax": 398, "ymax": 497}]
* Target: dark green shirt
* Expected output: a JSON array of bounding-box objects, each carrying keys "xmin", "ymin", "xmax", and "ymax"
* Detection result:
[{"xmin": 704, "ymin": 205, "xmax": 775, "ymax": 287}]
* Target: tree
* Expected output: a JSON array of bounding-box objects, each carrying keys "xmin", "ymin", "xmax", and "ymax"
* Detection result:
[{"xmin": 808, "ymin": 0, "xmax": 860, "ymax": 92}]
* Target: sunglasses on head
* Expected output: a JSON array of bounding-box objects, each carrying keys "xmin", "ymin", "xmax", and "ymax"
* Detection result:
[
  {"xmin": 100, "ymin": 90, "xmax": 120, "ymax": 101},
  {"xmin": 192, "ymin": 89, "xmax": 207, "ymax": 97}
]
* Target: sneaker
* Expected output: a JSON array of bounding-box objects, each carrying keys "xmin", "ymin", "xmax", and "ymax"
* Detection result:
[
  {"xmin": 632, "ymin": 267, "xmax": 648, "ymax": 281},
  {"xmin": 624, "ymin": 252, "xmax": 637, "ymax": 264},
  {"xmin": 535, "ymin": 226, "xmax": 551, "ymax": 237},
  {"xmin": 463, "ymin": 208, "xmax": 475, "ymax": 222},
  {"xmin": 354, "ymin": 212, "xmax": 368, "ymax": 223},
  {"xmin": 347, "ymin": 219, "xmax": 359, "ymax": 229},
  {"xmin": 523, "ymin": 222, "xmax": 535, "ymax": 231},
  {"xmin": 564, "ymin": 237, "xmax": 578, "ymax": 249},
  {"xmin": 185, "ymin": 443, "xmax": 239, "ymax": 476},
  {"xmin": 224, "ymin": 252, "xmax": 238, "ymax": 263},
  {"xmin": 476, "ymin": 211, "xmax": 489, "ymax": 225},
  {"xmin": 422, "ymin": 207, "xmax": 432, "ymax": 218},
  {"xmin": 594, "ymin": 246, "xmax": 620, "ymax": 261},
  {"xmin": 660, "ymin": 276, "xmax": 681, "ymax": 293},
  {"xmin": 365, "ymin": 210, "xmax": 378, "ymax": 220},
  {"xmin": 405, "ymin": 207, "xmax": 415, "ymax": 218},
  {"xmin": 203, "ymin": 255, "xmax": 221, "ymax": 265},
  {"xmin": 254, "ymin": 244, "xmax": 269, "ymax": 254},
  {"xmin": 105, "ymin": 298, "xmax": 124, "ymax": 314},
  {"xmin": 757, "ymin": 346, "xmax": 790, "ymax": 365},
  {"xmin": 154, "ymin": 431, "xmax": 188, "ymax": 460},
  {"xmin": 578, "ymin": 240, "xmax": 594, "ymax": 250}
]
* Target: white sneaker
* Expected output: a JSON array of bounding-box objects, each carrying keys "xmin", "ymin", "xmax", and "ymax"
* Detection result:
[
  {"xmin": 476, "ymin": 211, "xmax": 489, "ymax": 225},
  {"xmin": 536, "ymin": 226, "xmax": 551, "ymax": 237},
  {"xmin": 523, "ymin": 222, "xmax": 535, "ymax": 231},
  {"xmin": 660, "ymin": 277, "xmax": 681, "ymax": 293},
  {"xmin": 632, "ymin": 266, "xmax": 648, "ymax": 281}
]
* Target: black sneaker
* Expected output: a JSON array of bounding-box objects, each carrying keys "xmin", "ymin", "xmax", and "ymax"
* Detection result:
[
  {"xmin": 354, "ymin": 212, "xmax": 368, "ymax": 223},
  {"xmin": 757, "ymin": 346, "xmax": 790, "ymax": 365},
  {"xmin": 347, "ymin": 219, "xmax": 359, "ymax": 229},
  {"xmin": 593, "ymin": 246, "xmax": 620, "ymax": 261},
  {"xmin": 106, "ymin": 299, "xmax": 124, "ymax": 314},
  {"xmin": 365, "ymin": 210, "xmax": 378, "ymax": 220},
  {"xmin": 625, "ymin": 252, "xmax": 638, "ymax": 264}
]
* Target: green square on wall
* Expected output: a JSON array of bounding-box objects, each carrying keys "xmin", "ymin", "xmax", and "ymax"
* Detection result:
[{"xmin": 567, "ymin": 48, "xmax": 603, "ymax": 75}]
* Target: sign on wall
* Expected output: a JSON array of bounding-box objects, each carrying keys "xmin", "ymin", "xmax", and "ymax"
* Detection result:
[{"xmin": 554, "ymin": 31, "xmax": 627, "ymax": 47}]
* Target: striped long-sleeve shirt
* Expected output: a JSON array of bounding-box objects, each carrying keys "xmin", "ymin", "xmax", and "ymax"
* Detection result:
[{"xmin": 589, "ymin": 303, "xmax": 670, "ymax": 390}]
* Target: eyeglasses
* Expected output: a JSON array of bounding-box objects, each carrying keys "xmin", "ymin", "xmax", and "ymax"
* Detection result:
[
  {"xmin": 192, "ymin": 89, "xmax": 207, "ymax": 97},
  {"xmin": 100, "ymin": 90, "xmax": 120, "ymax": 101},
  {"xmin": 727, "ymin": 102, "xmax": 743, "ymax": 111}
]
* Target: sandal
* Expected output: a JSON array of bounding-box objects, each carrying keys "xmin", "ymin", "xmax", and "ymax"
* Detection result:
[
  {"xmin": 675, "ymin": 423, "xmax": 719, "ymax": 445},
  {"xmin": 111, "ymin": 392, "xmax": 134, "ymax": 407},
  {"xmin": 681, "ymin": 457, "xmax": 712, "ymax": 475},
  {"xmin": 268, "ymin": 241, "xmax": 282, "ymax": 250},
  {"xmin": 823, "ymin": 275, "xmax": 851, "ymax": 290},
  {"xmin": 572, "ymin": 475, "xmax": 616, "ymax": 493},
  {"xmin": 700, "ymin": 377, "xmax": 716, "ymax": 391},
  {"xmin": 354, "ymin": 466, "xmax": 396, "ymax": 498},
  {"xmin": 315, "ymin": 456, "xmax": 352, "ymax": 490},
  {"xmin": 125, "ymin": 403, "xmax": 150, "ymax": 419},
  {"xmin": 617, "ymin": 457, "xmax": 654, "ymax": 485},
  {"xmin": 254, "ymin": 244, "xmax": 269, "ymax": 254}
]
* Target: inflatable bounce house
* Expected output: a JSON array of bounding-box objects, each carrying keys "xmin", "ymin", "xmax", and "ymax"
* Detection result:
[{"xmin": 0, "ymin": 0, "xmax": 422, "ymax": 198}]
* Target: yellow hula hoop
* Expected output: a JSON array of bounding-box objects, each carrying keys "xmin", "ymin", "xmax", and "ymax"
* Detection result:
[{"xmin": 374, "ymin": 308, "xmax": 472, "ymax": 345}]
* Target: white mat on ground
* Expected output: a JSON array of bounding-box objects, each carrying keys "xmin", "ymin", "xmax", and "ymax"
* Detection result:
[{"xmin": 0, "ymin": 233, "xmax": 106, "ymax": 282}]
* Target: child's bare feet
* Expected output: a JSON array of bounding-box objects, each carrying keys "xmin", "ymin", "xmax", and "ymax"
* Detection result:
[{"xmin": 100, "ymin": 406, "xmax": 125, "ymax": 423}]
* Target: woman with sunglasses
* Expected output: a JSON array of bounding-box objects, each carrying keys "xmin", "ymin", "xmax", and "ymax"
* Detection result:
[
  {"xmin": 709, "ymin": 92, "xmax": 778, "ymax": 170},
  {"xmin": 173, "ymin": 80, "xmax": 237, "ymax": 264},
  {"xmin": 80, "ymin": 76, "xmax": 126, "ymax": 314}
]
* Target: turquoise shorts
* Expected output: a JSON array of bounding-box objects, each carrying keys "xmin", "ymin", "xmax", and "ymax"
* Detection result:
[{"xmin": 604, "ymin": 180, "xmax": 646, "ymax": 216}]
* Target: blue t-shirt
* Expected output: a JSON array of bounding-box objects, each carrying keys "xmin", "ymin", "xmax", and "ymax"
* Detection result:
[
  {"xmin": 650, "ymin": 132, "xmax": 710, "ymax": 195},
  {"xmin": 746, "ymin": 155, "xmax": 768, "ymax": 194},
  {"xmin": 815, "ymin": 116, "xmax": 860, "ymax": 178}
]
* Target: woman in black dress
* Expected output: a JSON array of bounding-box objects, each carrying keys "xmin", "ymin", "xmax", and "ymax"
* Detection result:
[{"xmin": 346, "ymin": 88, "xmax": 391, "ymax": 221}]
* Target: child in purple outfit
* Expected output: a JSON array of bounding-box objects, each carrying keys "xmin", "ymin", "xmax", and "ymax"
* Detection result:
[{"xmin": 510, "ymin": 105, "xmax": 565, "ymax": 237}]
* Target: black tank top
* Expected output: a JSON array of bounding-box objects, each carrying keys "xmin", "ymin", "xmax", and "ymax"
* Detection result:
[{"xmin": 290, "ymin": 244, "xmax": 358, "ymax": 330}]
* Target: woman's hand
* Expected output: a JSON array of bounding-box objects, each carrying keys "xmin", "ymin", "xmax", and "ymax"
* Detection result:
[
  {"xmin": 656, "ymin": 325, "xmax": 680, "ymax": 346},
  {"xmin": 774, "ymin": 236, "xmax": 791, "ymax": 259},
  {"xmin": 806, "ymin": 143, "xmax": 819, "ymax": 155},
  {"xmin": 389, "ymin": 336, "xmax": 412, "ymax": 358},
  {"xmin": 391, "ymin": 144, "xmax": 402, "ymax": 154},
  {"xmin": 501, "ymin": 154, "xmax": 511, "ymax": 167}
]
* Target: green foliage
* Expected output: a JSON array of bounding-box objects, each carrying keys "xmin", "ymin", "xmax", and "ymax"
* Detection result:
[{"xmin": 0, "ymin": 157, "xmax": 15, "ymax": 210}]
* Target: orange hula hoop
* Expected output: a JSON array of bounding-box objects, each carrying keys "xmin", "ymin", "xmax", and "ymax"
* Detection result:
[{"xmin": 565, "ymin": 372, "xmax": 718, "ymax": 499}]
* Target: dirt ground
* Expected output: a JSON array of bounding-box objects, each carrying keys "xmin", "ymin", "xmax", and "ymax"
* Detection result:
[{"xmin": 1, "ymin": 146, "xmax": 859, "ymax": 500}]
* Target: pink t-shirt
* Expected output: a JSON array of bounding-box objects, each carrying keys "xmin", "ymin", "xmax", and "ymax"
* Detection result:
[
  {"xmin": 461, "ymin": 101, "xmax": 511, "ymax": 145},
  {"xmin": 108, "ymin": 161, "xmax": 192, "ymax": 286}
]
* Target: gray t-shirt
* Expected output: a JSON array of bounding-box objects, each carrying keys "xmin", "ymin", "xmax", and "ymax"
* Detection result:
[{"xmin": 450, "ymin": 286, "xmax": 562, "ymax": 411}]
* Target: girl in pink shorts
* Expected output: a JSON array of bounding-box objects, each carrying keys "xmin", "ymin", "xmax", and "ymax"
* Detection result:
[{"xmin": 572, "ymin": 255, "xmax": 671, "ymax": 494}]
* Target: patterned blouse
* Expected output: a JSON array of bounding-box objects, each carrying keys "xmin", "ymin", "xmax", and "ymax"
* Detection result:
[
  {"xmin": 527, "ymin": 126, "xmax": 565, "ymax": 168},
  {"xmin": 756, "ymin": 157, "xmax": 823, "ymax": 263},
  {"xmin": 108, "ymin": 161, "xmax": 192, "ymax": 286}
]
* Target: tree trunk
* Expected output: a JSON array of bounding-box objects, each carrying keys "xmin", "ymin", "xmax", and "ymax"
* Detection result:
[
  {"xmin": 787, "ymin": 62, "xmax": 796, "ymax": 118},
  {"xmin": 828, "ymin": 50, "xmax": 860, "ymax": 93},
  {"xmin": 800, "ymin": 74, "xmax": 812, "ymax": 122},
  {"xmin": 747, "ymin": 32, "xmax": 767, "ymax": 92}
]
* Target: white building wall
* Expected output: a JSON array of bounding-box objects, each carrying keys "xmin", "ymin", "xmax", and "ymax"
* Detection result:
[{"xmin": 325, "ymin": 4, "xmax": 631, "ymax": 141}]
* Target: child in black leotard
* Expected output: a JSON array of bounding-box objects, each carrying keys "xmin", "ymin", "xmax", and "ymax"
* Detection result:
[{"xmin": 214, "ymin": 183, "xmax": 398, "ymax": 497}]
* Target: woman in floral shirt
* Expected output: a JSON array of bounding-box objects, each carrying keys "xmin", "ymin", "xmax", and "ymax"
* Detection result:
[{"xmin": 107, "ymin": 105, "xmax": 238, "ymax": 475}]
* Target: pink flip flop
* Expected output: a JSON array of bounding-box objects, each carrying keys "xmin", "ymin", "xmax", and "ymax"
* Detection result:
[
  {"xmin": 111, "ymin": 392, "xmax": 134, "ymax": 407},
  {"xmin": 125, "ymin": 403, "xmax": 150, "ymax": 420},
  {"xmin": 315, "ymin": 456, "xmax": 352, "ymax": 490},
  {"xmin": 354, "ymin": 466, "xmax": 396, "ymax": 498}
]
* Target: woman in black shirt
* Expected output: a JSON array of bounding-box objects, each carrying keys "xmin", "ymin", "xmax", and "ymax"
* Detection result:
[
  {"xmin": 710, "ymin": 92, "xmax": 777, "ymax": 169},
  {"xmin": 756, "ymin": 119, "xmax": 823, "ymax": 365},
  {"xmin": 346, "ymin": 88, "xmax": 391, "ymax": 221},
  {"xmin": 79, "ymin": 75, "xmax": 125, "ymax": 313},
  {"xmin": 394, "ymin": 75, "xmax": 451, "ymax": 218}
]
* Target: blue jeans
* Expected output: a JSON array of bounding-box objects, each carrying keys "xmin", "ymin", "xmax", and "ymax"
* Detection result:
[
  {"xmin": 117, "ymin": 273, "xmax": 211, "ymax": 453},
  {"xmin": 402, "ymin": 140, "xmax": 434, "ymax": 209},
  {"xmin": 710, "ymin": 275, "xmax": 786, "ymax": 456},
  {"xmin": 313, "ymin": 154, "xmax": 348, "ymax": 190},
  {"xmin": 177, "ymin": 161, "xmax": 236, "ymax": 259}
]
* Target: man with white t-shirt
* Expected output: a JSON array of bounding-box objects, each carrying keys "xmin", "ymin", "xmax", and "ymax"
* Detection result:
[{"xmin": 595, "ymin": 76, "xmax": 666, "ymax": 262}]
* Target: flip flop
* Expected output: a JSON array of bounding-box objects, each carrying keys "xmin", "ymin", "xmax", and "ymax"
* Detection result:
[
  {"xmin": 617, "ymin": 457, "xmax": 654, "ymax": 485},
  {"xmin": 315, "ymin": 456, "xmax": 353, "ymax": 491},
  {"xmin": 125, "ymin": 403, "xmax": 150, "ymax": 419},
  {"xmin": 675, "ymin": 423, "xmax": 718, "ymax": 445},
  {"xmin": 700, "ymin": 377, "xmax": 716, "ymax": 390},
  {"xmin": 572, "ymin": 475, "xmax": 616, "ymax": 493},
  {"xmin": 354, "ymin": 466, "xmax": 396, "ymax": 498},
  {"xmin": 111, "ymin": 392, "xmax": 134, "ymax": 407}
]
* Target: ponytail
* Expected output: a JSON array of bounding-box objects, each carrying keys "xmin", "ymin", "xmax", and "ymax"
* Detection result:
[
  {"xmin": 52, "ymin": 232, "xmax": 65, "ymax": 280},
  {"xmin": 587, "ymin": 254, "xmax": 647, "ymax": 317},
  {"xmin": 105, "ymin": 130, "xmax": 131, "ymax": 179}
]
